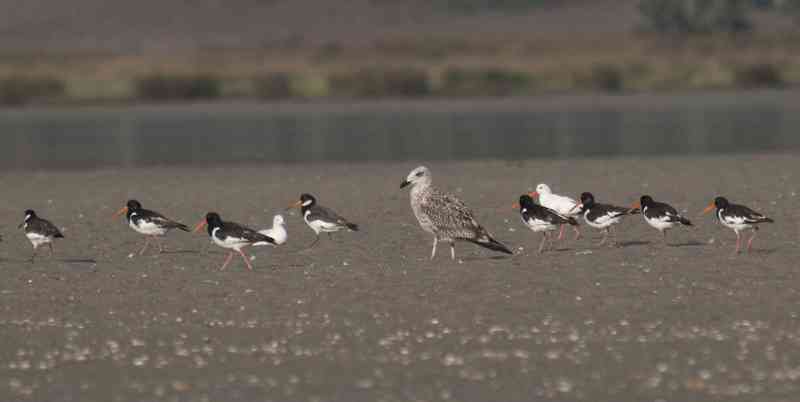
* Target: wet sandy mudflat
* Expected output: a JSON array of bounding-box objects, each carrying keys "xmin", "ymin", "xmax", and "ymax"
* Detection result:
[{"xmin": 0, "ymin": 154, "xmax": 799, "ymax": 402}]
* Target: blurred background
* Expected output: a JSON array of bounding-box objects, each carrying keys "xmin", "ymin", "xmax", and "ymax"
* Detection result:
[{"xmin": 0, "ymin": 0, "xmax": 798, "ymax": 168}]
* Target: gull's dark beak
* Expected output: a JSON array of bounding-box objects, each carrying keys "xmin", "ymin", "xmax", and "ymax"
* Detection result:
[{"xmin": 400, "ymin": 180, "xmax": 411, "ymax": 189}]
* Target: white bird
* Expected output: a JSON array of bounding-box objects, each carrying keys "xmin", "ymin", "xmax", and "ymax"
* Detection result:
[
  {"xmin": 532, "ymin": 183, "xmax": 581, "ymax": 240},
  {"xmin": 258, "ymin": 214, "xmax": 287, "ymax": 245},
  {"xmin": 400, "ymin": 166, "xmax": 512, "ymax": 260}
]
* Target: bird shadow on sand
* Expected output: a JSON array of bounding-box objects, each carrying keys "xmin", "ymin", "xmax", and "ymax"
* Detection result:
[
  {"xmin": 158, "ymin": 249, "xmax": 200, "ymax": 255},
  {"xmin": 613, "ymin": 240, "xmax": 650, "ymax": 248},
  {"xmin": 667, "ymin": 240, "xmax": 706, "ymax": 248}
]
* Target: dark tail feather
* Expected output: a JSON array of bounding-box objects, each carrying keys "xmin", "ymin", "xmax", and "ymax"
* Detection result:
[
  {"xmin": 628, "ymin": 208, "xmax": 641, "ymax": 215},
  {"xmin": 174, "ymin": 222, "xmax": 190, "ymax": 232},
  {"xmin": 346, "ymin": 222, "xmax": 359, "ymax": 231},
  {"xmin": 761, "ymin": 217, "xmax": 774, "ymax": 223},
  {"xmin": 470, "ymin": 234, "xmax": 513, "ymax": 255},
  {"xmin": 679, "ymin": 216, "xmax": 693, "ymax": 226},
  {"xmin": 54, "ymin": 232, "xmax": 65, "ymax": 238}
]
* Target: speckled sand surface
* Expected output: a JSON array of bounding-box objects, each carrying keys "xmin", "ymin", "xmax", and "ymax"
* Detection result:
[{"xmin": 0, "ymin": 155, "xmax": 799, "ymax": 401}]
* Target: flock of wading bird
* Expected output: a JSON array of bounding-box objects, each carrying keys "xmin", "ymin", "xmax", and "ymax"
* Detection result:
[{"xmin": 13, "ymin": 166, "xmax": 773, "ymax": 270}]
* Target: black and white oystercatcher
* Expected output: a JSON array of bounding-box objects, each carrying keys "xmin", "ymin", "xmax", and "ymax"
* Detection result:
[
  {"xmin": 532, "ymin": 183, "xmax": 582, "ymax": 241},
  {"xmin": 193, "ymin": 212, "xmax": 275, "ymax": 271},
  {"xmin": 288, "ymin": 194, "xmax": 358, "ymax": 248},
  {"xmin": 633, "ymin": 195, "xmax": 692, "ymax": 244},
  {"xmin": 114, "ymin": 199, "xmax": 189, "ymax": 255},
  {"xmin": 703, "ymin": 196, "xmax": 773, "ymax": 254},
  {"xmin": 515, "ymin": 194, "xmax": 578, "ymax": 254},
  {"xmin": 574, "ymin": 192, "xmax": 639, "ymax": 247},
  {"xmin": 401, "ymin": 166, "xmax": 512, "ymax": 260},
  {"xmin": 19, "ymin": 209, "xmax": 64, "ymax": 262}
]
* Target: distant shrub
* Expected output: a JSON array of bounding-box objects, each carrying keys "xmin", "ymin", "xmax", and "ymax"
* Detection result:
[
  {"xmin": 328, "ymin": 67, "xmax": 430, "ymax": 98},
  {"xmin": 587, "ymin": 64, "xmax": 625, "ymax": 92},
  {"xmin": 440, "ymin": 67, "xmax": 532, "ymax": 96},
  {"xmin": 0, "ymin": 76, "xmax": 65, "ymax": 105},
  {"xmin": 253, "ymin": 72, "xmax": 294, "ymax": 100},
  {"xmin": 639, "ymin": 0, "xmax": 752, "ymax": 34},
  {"xmin": 135, "ymin": 74, "xmax": 221, "ymax": 101},
  {"xmin": 734, "ymin": 63, "xmax": 784, "ymax": 88}
]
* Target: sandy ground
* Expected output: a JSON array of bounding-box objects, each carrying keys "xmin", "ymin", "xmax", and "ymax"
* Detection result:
[{"xmin": 0, "ymin": 154, "xmax": 799, "ymax": 401}]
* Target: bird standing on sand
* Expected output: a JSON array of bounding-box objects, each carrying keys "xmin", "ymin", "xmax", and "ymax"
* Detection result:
[
  {"xmin": 288, "ymin": 194, "xmax": 358, "ymax": 248},
  {"xmin": 514, "ymin": 194, "xmax": 578, "ymax": 254},
  {"xmin": 258, "ymin": 214, "xmax": 287, "ymax": 246},
  {"xmin": 193, "ymin": 212, "xmax": 275, "ymax": 271},
  {"xmin": 19, "ymin": 209, "xmax": 64, "ymax": 262},
  {"xmin": 114, "ymin": 199, "xmax": 189, "ymax": 255},
  {"xmin": 532, "ymin": 183, "xmax": 582, "ymax": 240},
  {"xmin": 575, "ymin": 192, "xmax": 639, "ymax": 247},
  {"xmin": 703, "ymin": 196, "xmax": 773, "ymax": 254},
  {"xmin": 400, "ymin": 166, "xmax": 512, "ymax": 260},
  {"xmin": 633, "ymin": 195, "xmax": 692, "ymax": 245}
]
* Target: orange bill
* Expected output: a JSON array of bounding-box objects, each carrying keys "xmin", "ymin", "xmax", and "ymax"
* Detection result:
[
  {"xmin": 631, "ymin": 202, "xmax": 641, "ymax": 210},
  {"xmin": 702, "ymin": 201, "xmax": 716, "ymax": 214},
  {"xmin": 529, "ymin": 191, "xmax": 538, "ymax": 197},
  {"xmin": 512, "ymin": 202, "xmax": 520, "ymax": 210},
  {"xmin": 193, "ymin": 219, "xmax": 207, "ymax": 233},
  {"xmin": 287, "ymin": 200, "xmax": 303, "ymax": 209},
  {"xmin": 112, "ymin": 206, "xmax": 128, "ymax": 218}
]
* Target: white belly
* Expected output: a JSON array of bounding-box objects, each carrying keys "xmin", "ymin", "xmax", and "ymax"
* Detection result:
[
  {"xmin": 523, "ymin": 217, "xmax": 558, "ymax": 233},
  {"xmin": 130, "ymin": 219, "xmax": 167, "ymax": 236},
  {"xmin": 26, "ymin": 232, "xmax": 52, "ymax": 247},
  {"xmin": 211, "ymin": 228, "xmax": 248, "ymax": 251},
  {"xmin": 644, "ymin": 214, "xmax": 676, "ymax": 231},
  {"xmin": 585, "ymin": 210, "xmax": 621, "ymax": 229}
]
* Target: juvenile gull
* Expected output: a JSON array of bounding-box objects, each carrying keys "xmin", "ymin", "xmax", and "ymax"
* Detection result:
[
  {"xmin": 703, "ymin": 196, "xmax": 773, "ymax": 254},
  {"xmin": 514, "ymin": 194, "xmax": 578, "ymax": 254},
  {"xmin": 19, "ymin": 209, "xmax": 64, "ymax": 262},
  {"xmin": 288, "ymin": 193, "xmax": 358, "ymax": 248},
  {"xmin": 113, "ymin": 199, "xmax": 189, "ymax": 255},
  {"xmin": 400, "ymin": 166, "xmax": 512, "ymax": 260}
]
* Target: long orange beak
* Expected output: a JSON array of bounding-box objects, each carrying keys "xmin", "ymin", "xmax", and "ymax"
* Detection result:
[
  {"xmin": 286, "ymin": 200, "xmax": 303, "ymax": 210},
  {"xmin": 529, "ymin": 191, "xmax": 538, "ymax": 197},
  {"xmin": 193, "ymin": 220, "xmax": 207, "ymax": 233},
  {"xmin": 631, "ymin": 202, "xmax": 641, "ymax": 210},
  {"xmin": 113, "ymin": 206, "xmax": 128, "ymax": 218},
  {"xmin": 702, "ymin": 201, "xmax": 715, "ymax": 214},
  {"xmin": 512, "ymin": 202, "xmax": 520, "ymax": 210}
]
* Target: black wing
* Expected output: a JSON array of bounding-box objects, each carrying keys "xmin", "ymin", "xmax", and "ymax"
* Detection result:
[
  {"xmin": 308, "ymin": 205, "xmax": 358, "ymax": 231},
  {"xmin": 728, "ymin": 203, "xmax": 773, "ymax": 224},
  {"xmin": 136, "ymin": 208, "xmax": 189, "ymax": 231},
  {"xmin": 586, "ymin": 203, "xmax": 637, "ymax": 222},
  {"xmin": 28, "ymin": 218, "xmax": 64, "ymax": 238},
  {"xmin": 218, "ymin": 221, "xmax": 275, "ymax": 244},
  {"xmin": 523, "ymin": 204, "xmax": 577, "ymax": 226}
]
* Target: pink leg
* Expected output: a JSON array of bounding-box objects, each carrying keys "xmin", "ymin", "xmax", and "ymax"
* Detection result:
[
  {"xmin": 573, "ymin": 226, "xmax": 581, "ymax": 240},
  {"xmin": 598, "ymin": 229, "xmax": 608, "ymax": 246},
  {"xmin": 734, "ymin": 231, "xmax": 741, "ymax": 254},
  {"xmin": 157, "ymin": 237, "xmax": 165, "ymax": 253},
  {"xmin": 557, "ymin": 225, "xmax": 565, "ymax": 241},
  {"xmin": 747, "ymin": 229, "xmax": 757, "ymax": 253},
  {"xmin": 139, "ymin": 237, "xmax": 152, "ymax": 255},
  {"xmin": 237, "ymin": 249, "xmax": 254, "ymax": 271},
  {"xmin": 220, "ymin": 251, "xmax": 234, "ymax": 270}
]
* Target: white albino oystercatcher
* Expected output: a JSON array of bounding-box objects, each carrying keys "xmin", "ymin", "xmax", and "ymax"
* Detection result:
[
  {"xmin": 193, "ymin": 212, "xmax": 276, "ymax": 271},
  {"xmin": 113, "ymin": 199, "xmax": 189, "ymax": 255},
  {"xmin": 514, "ymin": 194, "xmax": 578, "ymax": 254},
  {"xmin": 574, "ymin": 192, "xmax": 639, "ymax": 247},
  {"xmin": 288, "ymin": 194, "xmax": 358, "ymax": 248},
  {"xmin": 401, "ymin": 166, "xmax": 512, "ymax": 260},
  {"xmin": 703, "ymin": 196, "xmax": 773, "ymax": 254},
  {"xmin": 258, "ymin": 214, "xmax": 287, "ymax": 246},
  {"xmin": 633, "ymin": 195, "xmax": 692, "ymax": 245},
  {"xmin": 19, "ymin": 209, "xmax": 64, "ymax": 262},
  {"xmin": 532, "ymin": 183, "xmax": 582, "ymax": 240}
]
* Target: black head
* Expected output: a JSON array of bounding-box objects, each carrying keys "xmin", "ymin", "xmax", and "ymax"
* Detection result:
[
  {"xmin": 640, "ymin": 195, "xmax": 654, "ymax": 207},
  {"xmin": 714, "ymin": 197, "xmax": 729, "ymax": 209},
  {"xmin": 518, "ymin": 194, "xmax": 536, "ymax": 209},
  {"xmin": 579, "ymin": 192, "xmax": 595, "ymax": 208},
  {"xmin": 126, "ymin": 199, "xmax": 142, "ymax": 210},
  {"xmin": 205, "ymin": 212, "xmax": 222, "ymax": 225},
  {"xmin": 24, "ymin": 209, "xmax": 36, "ymax": 219}
]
